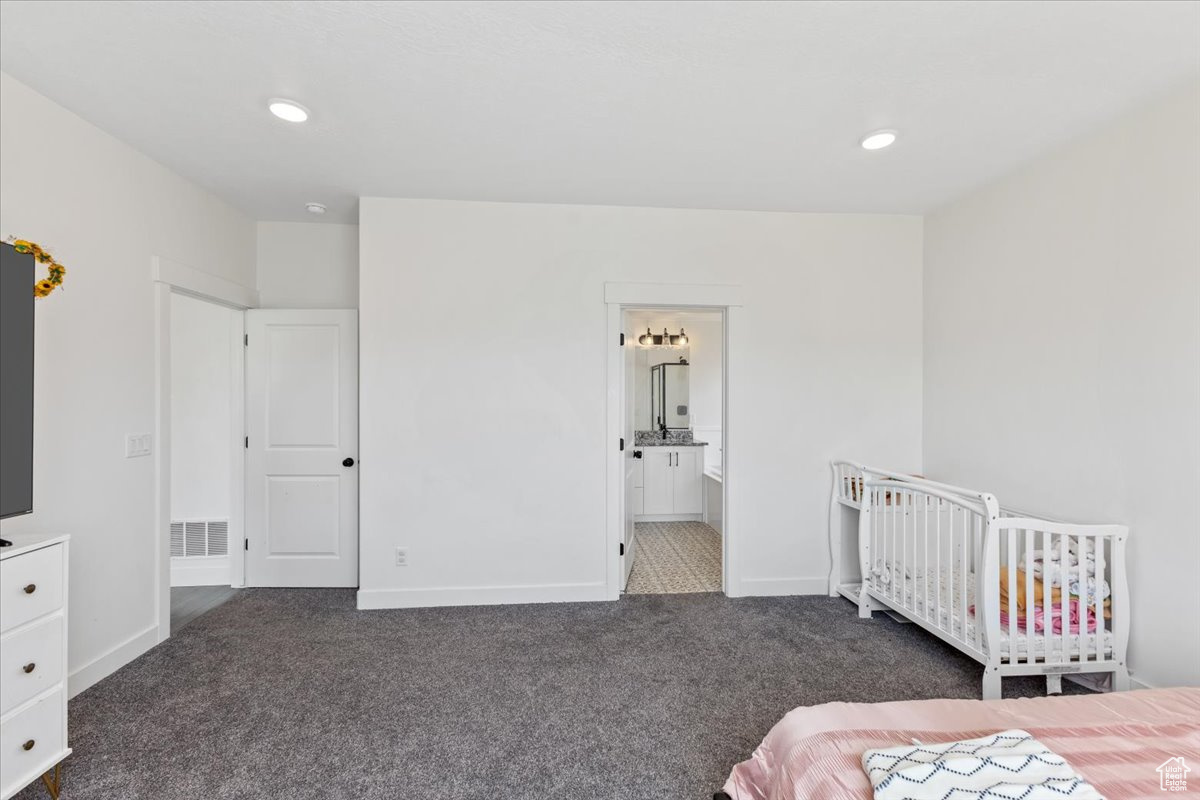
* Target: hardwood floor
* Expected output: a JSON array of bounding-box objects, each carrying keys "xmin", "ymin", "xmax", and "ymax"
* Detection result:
[{"xmin": 170, "ymin": 585, "xmax": 239, "ymax": 632}]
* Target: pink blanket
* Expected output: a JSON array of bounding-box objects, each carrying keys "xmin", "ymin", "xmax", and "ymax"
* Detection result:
[{"xmin": 721, "ymin": 688, "xmax": 1200, "ymax": 800}]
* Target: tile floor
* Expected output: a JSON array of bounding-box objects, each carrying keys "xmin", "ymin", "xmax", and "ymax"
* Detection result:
[{"xmin": 625, "ymin": 521, "xmax": 722, "ymax": 594}]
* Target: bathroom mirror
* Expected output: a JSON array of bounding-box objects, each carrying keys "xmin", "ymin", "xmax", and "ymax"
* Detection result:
[{"xmin": 650, "ymin": 362, "xmax": 689, "ymax": 429}]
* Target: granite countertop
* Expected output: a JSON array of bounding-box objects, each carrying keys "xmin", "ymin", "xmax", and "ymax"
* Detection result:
[{"xmin": 637, "ymin": 440, "xmax": 707, "ymax": 447}]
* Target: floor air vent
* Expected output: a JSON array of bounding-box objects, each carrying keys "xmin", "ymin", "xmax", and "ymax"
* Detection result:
[{"xmin": 170, "ymin": 520, "xmax": 230, "ymax": 558}]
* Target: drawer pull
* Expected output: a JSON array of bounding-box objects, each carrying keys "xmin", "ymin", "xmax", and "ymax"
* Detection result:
[
  {"xmin": 23, "ymin": 662, "xmax": 36, "ymax": 673},
  {"xmin": 22, "ymin": 739, "xmax": 35, "ymax": 751},
  {"xmin": 23, "ymin": 583, "xmax": 37, "ymax": 594}
]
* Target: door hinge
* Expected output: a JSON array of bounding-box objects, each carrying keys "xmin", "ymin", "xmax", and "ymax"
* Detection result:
[
  {"xmin": 619, "ymin": 332, "xmax": 625, "ymax": 346},
  {"xmin": 244, "ymin": 539, "xmax": 249, "ymax": 551},
  {"xmin": 619, "ymin": 437, "xmax": 624, "ymax": 451},
  {"xmin": 244, "ymin": 436, "xmax": 249, "ymax": 448},
  {"xmin": 244, "ymin": 334, "xmax": 248, "ymax": 346},
  {"xmin": 619, "ymin": 543, "xmax": 625, "ymax": 556}
]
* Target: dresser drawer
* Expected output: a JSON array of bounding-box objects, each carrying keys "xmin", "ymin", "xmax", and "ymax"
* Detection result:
[
  {"xmin": 0, "ymin": 616, "xmax": 64, "ymax": 716},
  {"xmin": 0, "ymin": 544, "xmax": 64, "ymax": 633},
  {"xmin": 0, "ymin": 688, "xmax": 65, "ymax": 799}
]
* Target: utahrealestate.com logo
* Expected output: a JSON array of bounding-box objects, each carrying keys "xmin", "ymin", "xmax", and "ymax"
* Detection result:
[{"xmin": 1157, "ymin": 757, "xmax": 1190, "ymax": 792}]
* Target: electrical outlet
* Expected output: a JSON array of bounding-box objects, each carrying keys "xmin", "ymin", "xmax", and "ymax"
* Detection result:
[
  {"xmin": 395, "ymin": 547, "xmax": 408, "ymax": 567},
  {"xmin": 125, "ymin": 433, "xmax": 152, "ymax": 458}
]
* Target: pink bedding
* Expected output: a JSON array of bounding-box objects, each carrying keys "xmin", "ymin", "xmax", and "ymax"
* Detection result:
[{"xmin": 721, "ymin": 688, "xmax": 1200, "ymax": 800}]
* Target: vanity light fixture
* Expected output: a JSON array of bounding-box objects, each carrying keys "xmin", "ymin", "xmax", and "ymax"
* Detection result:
[{"xmin": 637, "ymin": 327, "xmax": 691, "ymax": 346}]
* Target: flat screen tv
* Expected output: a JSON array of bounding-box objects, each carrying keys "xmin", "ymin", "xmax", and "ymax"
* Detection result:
[{"xmin": 1, "ymin": 241, "xmax": 35, "ymax": 525}]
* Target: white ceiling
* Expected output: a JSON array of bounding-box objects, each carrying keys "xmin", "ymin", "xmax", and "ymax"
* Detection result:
[{"xmin": 2, "ymin": 1, "xmax": 1197, "ymax": 224}]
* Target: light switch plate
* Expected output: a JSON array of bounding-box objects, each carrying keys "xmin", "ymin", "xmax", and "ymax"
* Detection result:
[{"xmin": 125, "ymin": 433, "xmax": 152, "ymax": 458}]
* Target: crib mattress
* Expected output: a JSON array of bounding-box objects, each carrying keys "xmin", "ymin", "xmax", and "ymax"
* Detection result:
[{"xmin": 866, "ymin": 578, "xmax": 1115, "ymax": 660}]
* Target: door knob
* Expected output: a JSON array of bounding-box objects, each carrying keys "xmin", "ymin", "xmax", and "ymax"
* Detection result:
[{"xmin": 342, "ymin": 457, "xmax": 355, "ymax": 467}]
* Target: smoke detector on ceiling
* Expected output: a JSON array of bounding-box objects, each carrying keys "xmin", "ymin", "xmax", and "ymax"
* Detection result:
[{"xmin": 305, "ymin": 202, "xmax": 327, "ymax": 215}]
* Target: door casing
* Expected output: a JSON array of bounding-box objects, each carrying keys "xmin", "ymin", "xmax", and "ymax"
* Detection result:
[{"xmin": 605, "ymin": 282, "xmax": 743, "ymax": 600}]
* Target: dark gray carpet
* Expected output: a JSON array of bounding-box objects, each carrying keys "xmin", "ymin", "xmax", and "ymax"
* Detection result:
[{"xmin": 23, "ymin": 591, "xmax": 1085, "ymax": 800}]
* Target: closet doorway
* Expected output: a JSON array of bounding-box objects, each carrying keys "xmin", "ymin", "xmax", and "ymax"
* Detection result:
[
  {"xmin": 167, "ymin": 291, "xmax": 242, "ymax": 595},
  {"xmin": 604, "ymin": 282, "xmax": 742, "ymax": 600},
  {"xmin": 153, "ymin": 259, "xmax": 255, "ymax": 640}
]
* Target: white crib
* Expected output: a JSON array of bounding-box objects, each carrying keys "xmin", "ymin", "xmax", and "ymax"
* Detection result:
[{"xmin": 828, "ymin": 461, "xmax": 1130, "ymax": 700}]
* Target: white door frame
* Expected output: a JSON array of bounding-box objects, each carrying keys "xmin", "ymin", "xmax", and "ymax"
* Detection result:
[
  {"xmin": 152, "ymin": 256, "xmax": 257, "ymax": 642},
  {"xmin": 604, "ymin": 282, "xmax": 743, "ymax": 600}
]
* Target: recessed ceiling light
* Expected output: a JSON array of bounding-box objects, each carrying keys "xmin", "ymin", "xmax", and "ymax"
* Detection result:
[
  {"xmin": 268, "ymin": 99, "xmax": 309, "ymax": 123},
  {"xmin": 305, "ymin": 202, "xmax": 327, "ymax": 215},
  {"xmin": 860, "ymin": 130, "xmax": 897, "ymax": 151}
]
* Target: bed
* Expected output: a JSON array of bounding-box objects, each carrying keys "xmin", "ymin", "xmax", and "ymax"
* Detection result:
[
  {"xmin": 718, "ymin": 687, "xmax": 1200, "ymax": 800},
  {"xmin": 827, "ymin": 461, "xmax": 1131, "ymax": 699}
]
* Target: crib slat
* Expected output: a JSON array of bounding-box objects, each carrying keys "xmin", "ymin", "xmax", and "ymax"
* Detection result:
[
  {"xmin": 1078, "ymin": 534, "xmax": 1088, "ymax": 663},
  {"xmin": 893, "ymin": 490, "xmax": 900, "ymax": 606},
  {"xmin": 960, "ymin": 507, "xmax": 968, "ymax": 649},
  {"xmin": 1095, "ymin": 537, "xmax": 1106, "ymax": 664},
  {"xmin": 901, "ymin": 490, "xmax": 908, "ymax": 611},
  {"xmin": 1041, "ymin": 528, "xmax": 1050, "ymax": 665},
  {"xmin": 935, "ymin": 500, "xmax": 942, "ymax": 627},
  {"xmin": 1006, "ymin": 528, "xmax": 1016, "ymax": 657},
  {"xmin": 922, "ymin": 493, "xmax": 929, "ymax": 624},
  {"xmin": 1059, "ymin": 531, "xmax": 1069, "ymax": 665},
  {"xmin": 873, "ymin": 487, "xmax": 880, "ymax": 594},
  {"xmin": 1024, "ymin": 532, "xmax": 1034, "ymax": 665}
]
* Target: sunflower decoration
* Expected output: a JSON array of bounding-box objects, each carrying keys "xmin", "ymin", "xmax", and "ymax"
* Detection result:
[{"xmin": 8, "ymin": 237, "xmax": 67, "ymax": 298}]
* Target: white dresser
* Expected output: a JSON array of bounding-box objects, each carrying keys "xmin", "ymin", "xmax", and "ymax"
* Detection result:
[{"xmin": 0, "ymin": 534, "xmax": 69, "ymax": 800}]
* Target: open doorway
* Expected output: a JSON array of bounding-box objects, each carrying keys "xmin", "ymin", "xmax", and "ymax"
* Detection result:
[
  {"xmin": 621, "ymin": 308, "xmax": 725, "ymax": 595},
  {"xmin": 166, "ymin": 291, "xmax": 243, "ymax": 630}
]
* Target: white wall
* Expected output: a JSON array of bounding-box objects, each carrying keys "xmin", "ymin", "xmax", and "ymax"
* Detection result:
[
  {"xmin": 0, "ymin": 72, "xmax": 256, "ymax": 693},
  {"xmin": 256, "ymin": 221, "xmax": 358, "ymax": 308},
  {"xmin": 358, "ymin": 198, "xmax": 923, "ymax": 607},
  {"xmin": 169, "ymin": 293, "xmax": 233, "ymax": 520},
  {"xmin": 923, "ymin": 82, "xmax": 1200, "ymax": 689}
]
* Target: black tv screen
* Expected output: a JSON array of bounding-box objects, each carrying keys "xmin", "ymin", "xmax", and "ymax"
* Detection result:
[{"xmin": 1, "ymin": 242, "xmax": 34, "ymax": 520}]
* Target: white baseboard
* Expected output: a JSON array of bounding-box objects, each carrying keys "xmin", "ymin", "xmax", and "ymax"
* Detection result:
[
  {"xmin": 68, "ymin": 623, "xmax": 159, "ymax": 698},
  {"xmin": 737, "ymin": 576, "xmax": 829, "ymax": 597},
  {"xmin": 635, "ymin": 514, "xmax": 703, "ymax": 522},
  {"xmin": 170, "ymin": 556, "xmax": 231, "ymax": 587},
  {"xmin": 357, "ymin": 581, "xmax": 608, "ymax": 610},
  {"xmin": 1130, "ymin": 674, "xmax": 1156, "ymax": 691}
]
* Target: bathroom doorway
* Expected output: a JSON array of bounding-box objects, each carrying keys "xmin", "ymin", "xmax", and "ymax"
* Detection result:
[
  {"xmin": 605, "ymin": 281, "xmax": 742, "ymax": 601},
  {"xmin": 621, "ymin": 308, "xmax": 725, "ymax": 594}
]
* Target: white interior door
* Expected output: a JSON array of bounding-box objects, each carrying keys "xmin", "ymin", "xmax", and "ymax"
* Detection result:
[
  {"xmin": 245, "ymin": 310, "xmax": 358, "ymax": 587},
  {"xmin": 622, "ymin": 329, "xmax": 637, "ymax": 589}
]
